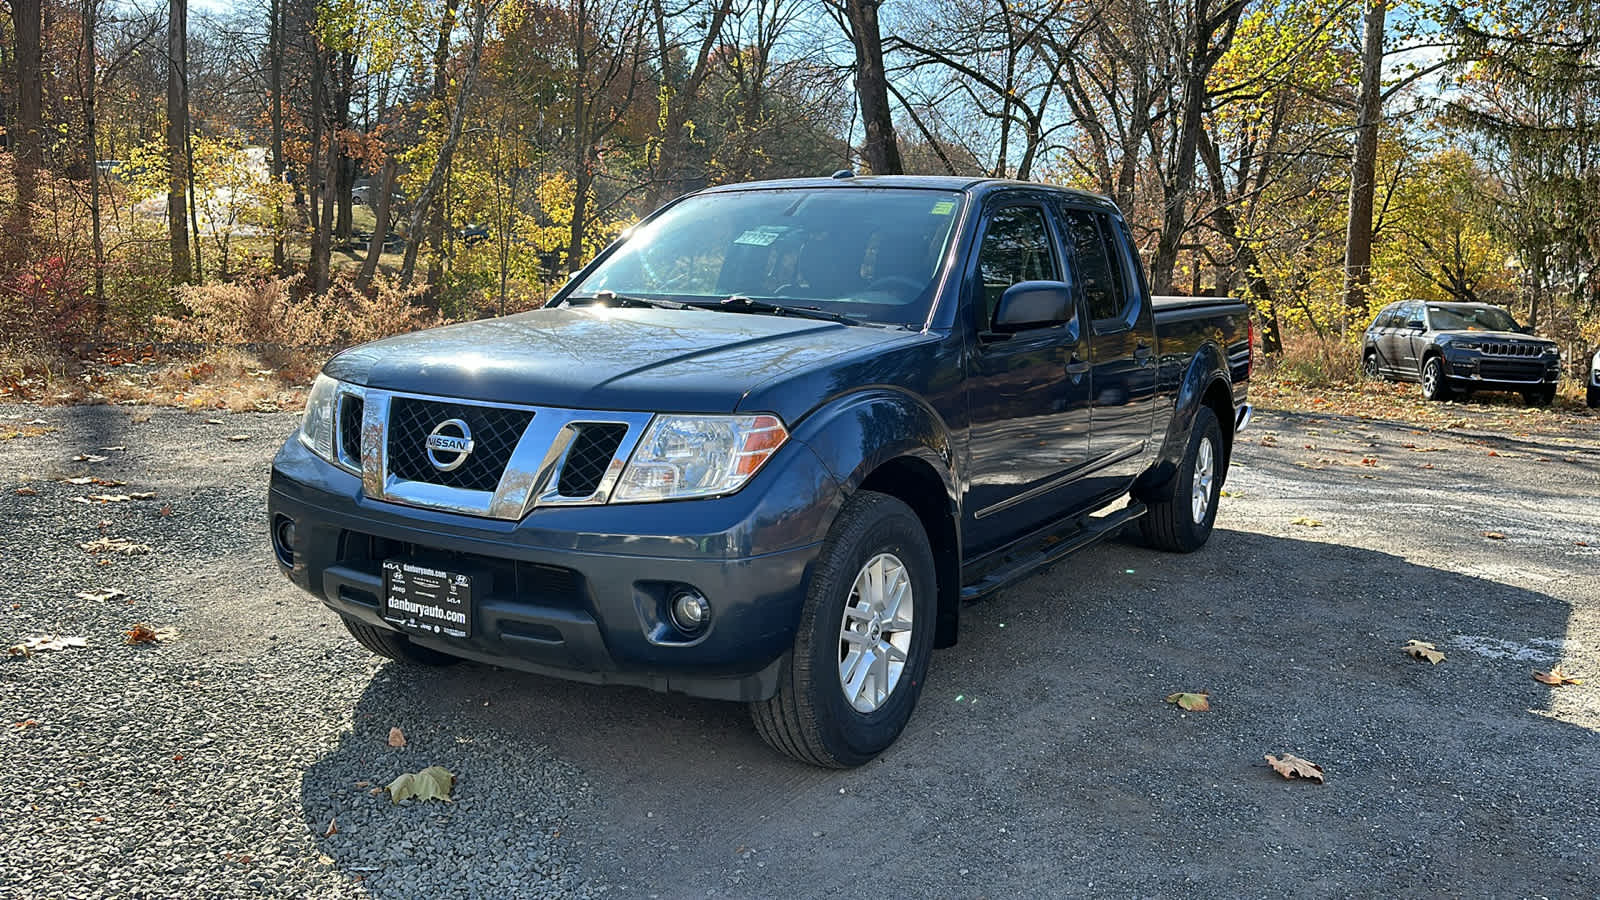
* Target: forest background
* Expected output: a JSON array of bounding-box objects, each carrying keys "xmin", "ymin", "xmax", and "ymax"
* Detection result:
[{"xmin": 2, "ymin": 0, "xmax": 1597, "ymax": 405}]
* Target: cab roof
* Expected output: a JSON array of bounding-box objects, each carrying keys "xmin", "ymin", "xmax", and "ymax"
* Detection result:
[{"xmin": 695, "ymin": 174, "xmax": 1122, "ymax": 212}]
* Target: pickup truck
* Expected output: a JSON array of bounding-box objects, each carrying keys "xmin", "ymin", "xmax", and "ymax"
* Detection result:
[{"xmin": 268, "ymin": 175, "xmax": 1252, "ymax": 767}]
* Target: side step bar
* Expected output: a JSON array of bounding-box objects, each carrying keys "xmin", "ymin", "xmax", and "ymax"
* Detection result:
[{"xmin": 960, "ymin": 501, "xmax": 1148, "ymax": 603}]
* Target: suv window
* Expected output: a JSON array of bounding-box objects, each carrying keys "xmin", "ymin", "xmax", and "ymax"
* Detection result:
[
  {"xmin": 976, "ymin": 205, "xmax": 1058, "ymax": 328},
  {"xmin": 1062, "ymin": 209, "xmax": 1128, "ymax": 329}
]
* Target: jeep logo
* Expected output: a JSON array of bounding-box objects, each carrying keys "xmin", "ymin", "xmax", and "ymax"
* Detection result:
[{"xmin": 424, "ymin": 418, "xmax": 475, "ymax": 472}]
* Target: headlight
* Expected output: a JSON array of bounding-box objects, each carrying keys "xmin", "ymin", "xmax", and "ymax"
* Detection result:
[
  {"xmin": 1544, "ymin": 345, "xmax": 1559, "ymax": 356},
  {"xmin": 298, "ymin": 373, "xmax": 341, "ymax": 463},
  {"xmin": 1453, "ymin": 341, "xmax": 1481, "ymax": 351},
  {"xmin": 613, "ymin": 414, "xmax": 788, "ymax": 502}
]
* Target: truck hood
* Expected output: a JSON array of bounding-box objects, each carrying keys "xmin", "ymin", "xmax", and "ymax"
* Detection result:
[{"xmin": 324, "ymin": 305, "xmax": 919, "ymax": 414}]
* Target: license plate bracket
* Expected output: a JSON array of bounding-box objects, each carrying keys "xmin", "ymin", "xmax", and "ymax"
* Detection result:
[{"xmin": 381, "ymin": 560, "xmax": 473, "ymax": 639}]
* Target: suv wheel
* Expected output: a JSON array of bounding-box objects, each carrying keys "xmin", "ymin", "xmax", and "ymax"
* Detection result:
[
  {"xmin": 1140, "ymin": 405, "xmax": 1224, "ymax": 553},
  {"xmin": 1524, "ymin": 386, "xmax": 1556, "ymax": 407},
  {"xmin": 1420, "ymin": 356, "xmax": 1453, "ymax": 402},
  {"xmin": 751, "ymin": 491, "xmax": 935, "ymax": 768},
  {"xmin": 1362, "ymin": 351, "xmax": 1381, "ymax": 380},
  {"xmin": 341, "ymin": 615, "xmax": 461, "ymax": 666},
  {"xmin": 1589, "ymin": 384, "xmax": 1599, "ymax": 409}
]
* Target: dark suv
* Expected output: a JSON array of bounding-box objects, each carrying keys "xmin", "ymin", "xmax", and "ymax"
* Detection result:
[{"xmin": 1362, "ymin": 300, "xmax": 1560, "ymax": 405}]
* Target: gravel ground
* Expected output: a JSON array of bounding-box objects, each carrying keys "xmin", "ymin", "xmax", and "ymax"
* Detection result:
[{"xmin": 1, "ymin": 397, "xmax": 1597, "ymax": 898}]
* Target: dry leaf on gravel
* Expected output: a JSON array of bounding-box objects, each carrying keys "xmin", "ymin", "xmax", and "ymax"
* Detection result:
[
  {"xmin": 324, "ymin": 817, "xmax": 338, "ymax": 837},
  {"xmin": 129, "ymin": 492, "xmax": 157, "ymax": 500},
  {"xmin": 75, "ymin": 588, "xmax": 128, "ymax": 603},
  {"xmin": 1264, "ymin": 753, "xmax": 1326, "ymax": 783},
  {"xmin": 388, "ymin": 727, "xmax": 407, "ymax": 748},
  {"xmin": 80, "ymin": 538, "xmax": 151, "ymax": 555},
  {"xmin": 14, "ymin": 487, "xmax": 38, "ymax": 496},
  {"xmin": 1533, "ymin": 665, "xmax": 1583, "ymax": 686},
  {"xmin": 226, "ymin": 434, "xmax": 251, "ymax": 442},
  {"xmin": 1291, "ymin": 516, "xmax": 1324, "ymax": 527},
  {"xmin": 1403, "ymin": 639, "xmax": 1446, "ymax": 664},
  {"xmin": 1165, "ymin": 691, "xmax": 1211, "ymax": 711},
  {"xmin": 71, "ymin": 454, "xmax": 107, "ymax": 463},
  {"xmin": 124, "ymin": 623, "xmax": 179, "ymax": 644},
  {"xmin": 87, "ymin": 494, "xmax": 132, "ymax": 503},
  {"xmin": 64, "ymin": 477, "xmax": 95, "ymax": 485},
  {"xmin": 10, "ymin": 635, "xmax": 89, "ymax": 656},
  {"xmin": 1482, "ymin": 531, "xmax": 1507, "ymax": 540},
  {"xmin": 386, "ymin": 766, "xmax": 454, "ymax": 804}
]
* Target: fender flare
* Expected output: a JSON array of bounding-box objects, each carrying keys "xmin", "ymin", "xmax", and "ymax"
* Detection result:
[{"xmin": 1137, "ymin": 341, "xmax": 1233, "ymax": 500}]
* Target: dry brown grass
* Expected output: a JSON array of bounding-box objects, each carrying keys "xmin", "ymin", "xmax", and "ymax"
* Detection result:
[{"xmin": 1, "ymin": 345, "xmax": 320, "ymax": 412}]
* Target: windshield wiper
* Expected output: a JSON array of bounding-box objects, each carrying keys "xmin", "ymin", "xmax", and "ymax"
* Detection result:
[
  {"xmin": 715, "ymin": 295, "xmax": 862, "ymax": 326},
  {"xmin": 567, "ymin": 290, "xmax": 698, "ymax": 311}
]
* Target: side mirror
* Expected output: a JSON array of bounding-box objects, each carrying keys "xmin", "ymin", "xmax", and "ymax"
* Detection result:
[
  {"xmin": 993, "ymin": 281, "xmax": 1075, "ymax": 334},
  {"xmin": 1407, "ymin": 319, "xmax": 1425, "ymax": 331}
]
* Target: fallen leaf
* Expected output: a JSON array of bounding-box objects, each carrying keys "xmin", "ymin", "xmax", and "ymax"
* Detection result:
[
  {"xmin": 75, "ymin": 588, "xmax": 128, "ymax": 603},
  {"xmin": 1403, "ymin": 639, "xmax": 1445, "ymax": 664},
  {"xmin": 205, "ymin": 418, "xmax": 224, "ymax": 425},
  {"xmin": 13, "ymin": 634, "xmax": 89, "ymax": 654},
  {"xmin": 1533, "ymin": 665, "xmax": 1583, "ymax": 686},
  {"xmin": 1264, "ymin": 753, "xmax": 1326, "ymax": 783},
  {"xmin": 1482, "ymin": 531, "xmax": 1506, "ymax": 540},
  {"xmin": 14, "ymin": 487, "xmax": 38, "ymax": 496},
  {"xmin": 64, "ymin": 476, "xmax": 95, "ymax": 485},
  {"xmin": 87, "ymin": 494, "xmax": 132, "ymax": 503},
  {"xmin": 388, "ymin": 727, "xmax": 407, "ymax": 748},
  {"xmin": 80, "ymin": 538, "xmax": 151, "ymax": 555},
  {"xmin": 13, "ymin": 719, "xmax": 39, "ymax": 729},
  {"xmin": 70, "ymin": 454, "xmax": 107, "ymax": 463},
  {"xmin": 129, "ymin": 492, "xmax": 157, "ymax": 500},
  {"xmin": 386, "ymin": 766, "xmax": 454, "ymax": 804},
  {"xmin": 159, "ymin": 504, "xmax": 174, "ymax": 517},
  {"xmin": 325, "ymin": 817, "xmax": 338, "ymax": 837},
  {"xmin": 99, "ymin": 446, "xmax": 127, "ymax": 452},
  {"xmin": 227, "ymin": 434, "xmax": 251, "ymax": 442},
  {"xmin": 1165, "ymin": 691, "xmax": 1211, "ymax": 711},
  {"xmin": 125, "ymin": 623, "xmax": 179, "ymax": 644},
  {"xmin": 1291, "ymin": 517, "xmax": 1324, "ymax": 527}
]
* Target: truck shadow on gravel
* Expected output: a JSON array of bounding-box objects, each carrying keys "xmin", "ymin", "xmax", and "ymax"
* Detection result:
[{"xmin": 297, "ymin": 528, "xmax": 1598, "ymax": 898}]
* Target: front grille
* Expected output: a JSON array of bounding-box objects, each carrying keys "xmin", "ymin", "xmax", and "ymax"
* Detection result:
[
  {"xmin": 556, "ymin": 424, "xmax": 628, "ymax": 497},
  {"xmin": 338, "ymin": 530, "xmax": 586, "ymax": 609},
  {"xmin": 387, "ymin": 398, "xmax": 533, "ymax": 491},
  {"xmin": 1479, "ymin": 359, "xmax": 1545, "ymax": 381},
  {"xmin": 1482, "ymin": 342, "xmax": 1541, "ymax": 357},
  {"xmin": 338, "ymin": 395, "xmax": 365, "ymax": 466}
]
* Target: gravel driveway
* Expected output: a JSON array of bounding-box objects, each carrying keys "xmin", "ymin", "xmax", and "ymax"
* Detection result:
[{"xmin": 2, "ymin": 399, "xmax": 1597, "ymax": 898}]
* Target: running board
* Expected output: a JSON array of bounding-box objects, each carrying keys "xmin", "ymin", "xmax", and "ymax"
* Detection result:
[{"xmin": 960, "ymin": 501, "xmax": 1148, "ymax": 602}]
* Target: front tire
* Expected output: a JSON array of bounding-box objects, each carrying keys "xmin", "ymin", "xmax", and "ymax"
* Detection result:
[
  {"xmin": 751, "ymin": 491, "xmax": 936, "ymax": 768},
  {"xmin": 1362, "ymin": 350, "xmax": 1382, "ymax": 380},
  {"xmin": 1524, "ymin": 386, "xmax": 1556, "ymax": 407},
  {"xmin": 1140, "ymin": 405, "xmax": 1224, "ymax": 553},
  {"xmin": 340, "ymin": 615, "xmax": 461, "ymax": 666},
  {"xmin": 1588, "ymin": 384, "xmax": 1599, "ymax": 409},
  {"xmin": 1421, "ymin": 356, "xmax": 1454, "ymax": 402}
]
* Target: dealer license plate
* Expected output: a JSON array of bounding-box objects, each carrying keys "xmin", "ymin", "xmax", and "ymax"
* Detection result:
[{"xmin": 381, "ymin": 560, "xmax": 473, "ymax": 639}]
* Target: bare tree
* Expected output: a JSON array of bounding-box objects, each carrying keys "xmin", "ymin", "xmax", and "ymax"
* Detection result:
[
  {"xmin": 1341, "ymin": 0, "xmax": 1386, "ymax": 316},
  {"xmin": 167, "ymin": 0, "xmax": 192, "ymax": 283},
  {"xmin": 828, "ymin": 0, "xmax": 901, "ymax": 173}
]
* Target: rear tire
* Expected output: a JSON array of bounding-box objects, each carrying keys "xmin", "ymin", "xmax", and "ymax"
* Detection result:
[
  {"xmin": 1420, "ymin": 356, "xmax": 1453, "ymax": 402},
  {"xmin": 1588, "ymin": 385, "xmax": 1599, "ymax": 409},
  {"xmin": 1362, "ymin": 351, "xmax": 1381, "ymax": 380},
  {"xmin": 341, "ymin": 615, "xmax": 461, "ymax": 666},
  {"xmin": 1140, "ymin": 405, "xmax": 1224, "ymax": 553},
  {"xmin": 751, "ymin": 491, "xmax": 936, "ymax": 768}
]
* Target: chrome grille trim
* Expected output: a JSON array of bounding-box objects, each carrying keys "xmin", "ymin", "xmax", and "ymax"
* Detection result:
[{"xmin": 358, "ymin": 389, "xmax": 653, "ymax": 520}]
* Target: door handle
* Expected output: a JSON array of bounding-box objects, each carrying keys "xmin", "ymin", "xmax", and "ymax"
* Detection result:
[{"xmin": 1066, "ymin": 356, "xmax": 1090, "ymax": 376}]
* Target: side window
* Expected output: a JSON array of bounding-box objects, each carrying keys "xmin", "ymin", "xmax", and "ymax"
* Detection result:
[
  {"xmin": 1373, "ymin": 307, "xmax": 1396, "ymax": 329},
  {"xmin": 1062, "ymin": 209, "xmax": 1128, "ymax": 329},
  {"xmin": 975, "ymin": 205, "xmax": 1058, "ymax": 328}
]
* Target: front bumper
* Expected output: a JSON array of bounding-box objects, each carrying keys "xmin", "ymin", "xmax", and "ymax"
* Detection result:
[
  {"xmin": 1445, "ymin": 353, "xmax": 1559, "ymax": 391},
  {"xmin": 269, "ymin": 436, "xmax": 841, "ymax": 701}
]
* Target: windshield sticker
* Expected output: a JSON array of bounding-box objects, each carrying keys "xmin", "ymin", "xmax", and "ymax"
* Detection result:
[
  {"xmin": 930, "ymin": 200, "xmax": 956, "ymax": 216},
  {"xmin": 734, "ymin": 227, "xmax": 786, "ymax": 246}
]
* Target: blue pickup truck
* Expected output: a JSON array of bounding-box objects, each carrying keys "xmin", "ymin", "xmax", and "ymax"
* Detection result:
[{"xmin": 269, "ymin": 175, "xmax": 1252, "ymax": 767}]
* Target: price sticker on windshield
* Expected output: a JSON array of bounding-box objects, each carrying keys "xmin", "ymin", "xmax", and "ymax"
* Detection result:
[
  {"xmin": 930, "ymin": 200, "xmax": 956, "ymax": 215},
  {"xmin": 734, "ymin": 227, "xmax": 785, "ymax": 246}
]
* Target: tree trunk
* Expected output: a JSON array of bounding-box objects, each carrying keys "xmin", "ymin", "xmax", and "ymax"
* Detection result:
[
  {"xmin": 10, "ymin": 0, "xmax": 43, "ymax": 170},
  {"xmin": 400, "ymin": 0, "xmax": 488, "ymax": 288},
  {"xmin": 334, "ymin": 50, "xmax": 355, "ymax": 244},
  {"xmin": 269, "ymin": 0, "xmax": 286, "ymax": 272},
  {"xmin": 166, "ymin": 0, "xmax": 191, "ymax": 284},
  {"xmin": 842, "ymin": 0, "xmax": 901, "ymax": 175},
  {"xmin": 1153, "ymin": 62, "xmax": 1209, "ymax": 293},
  {"xmin": 83, "ymin": 0, "xmax": 107, "ymax": 333},
  {"xmin": 1342, "ymin": 0, "xmax": 1387, "ymax": 316},
  {"xmin": 649, "ymin": 0, "xmax": 735, "ymax": 207},
  {"xmin": 308, "ymin": 46, "xmax": 331, "ymax": 293},
  {"xmin": 356, "ymin": 156, "xmax": 398, "ymax": 292}
]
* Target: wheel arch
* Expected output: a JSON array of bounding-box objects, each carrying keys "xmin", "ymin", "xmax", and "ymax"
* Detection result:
[{"xmin": 857, "ymin": 456, "xmax": 961, "ymax": 649}]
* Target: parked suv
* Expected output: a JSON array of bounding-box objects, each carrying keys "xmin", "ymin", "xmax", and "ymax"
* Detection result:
[
  {"xmin": 1588, "ymin": 348, "xmax": 1599, "ymax": 408},
  {"xmin": 1362, "ymin": 300, "xmax": 1560, "ymax": 405}
]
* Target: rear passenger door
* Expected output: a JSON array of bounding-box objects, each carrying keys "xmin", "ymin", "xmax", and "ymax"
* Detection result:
[{"xmin": 1060, "ymin": 206, "xmax": 1158, "ymax": 496}]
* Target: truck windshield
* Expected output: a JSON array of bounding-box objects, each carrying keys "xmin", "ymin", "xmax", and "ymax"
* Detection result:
[
  {"xmin": 1427, "ymin": 305, "xmax": 1519, "ymax": 332},
  {"xmin": 568, "ymin": 188, "xmax": 965, "ymax": 326}
]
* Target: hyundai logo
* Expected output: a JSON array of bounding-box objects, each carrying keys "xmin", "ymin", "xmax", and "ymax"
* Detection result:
[{"xmin": 424, "ymin": 418, "xmax": 475, "ymax": 472}]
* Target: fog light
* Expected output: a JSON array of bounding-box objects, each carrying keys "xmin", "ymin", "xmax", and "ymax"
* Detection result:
[
  {"xmin": 272, "ymin": 515, "xmax": 296, "ymax": 567},
  {"xmin": 669, "ymin": 589, "xmax": 710, "ymax": 634}
]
